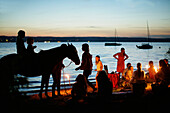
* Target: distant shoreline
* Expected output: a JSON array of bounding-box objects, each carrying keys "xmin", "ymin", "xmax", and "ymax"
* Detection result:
[{"xmin": 1, "ymin": 36, "xmax": 170, "ymax": 42}]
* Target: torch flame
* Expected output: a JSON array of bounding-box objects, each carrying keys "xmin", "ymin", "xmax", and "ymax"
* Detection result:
[
  {"xmin": 145, "ymin": 65, "xmax": 149, "ymax": 69},
  {"xmin": 146, "ymin": 65, "xmax": 158, "ymax": 73},
  {"xmin": 154, "ymin": 66, "xmax": 158, "ymax": 73},
  {"xmin": 64, "ymin": 74, "xmax": 70, "ymax": 80}
]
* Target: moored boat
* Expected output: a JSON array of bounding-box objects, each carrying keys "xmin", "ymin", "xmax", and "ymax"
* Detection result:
[
  {"xmin": 105, "ymin": 29, "xmax": 122, "ymax": 46},
  {"xmin": 136, "ymin": 44, "xmax": 153, "ymax": 49},
  {"xmin": 105, "ymin": 43, "xmax": 122, "ymax": 46},
  {"xmin": 136, "ymin": 21, "xmax": 153, "ymax": 49}
]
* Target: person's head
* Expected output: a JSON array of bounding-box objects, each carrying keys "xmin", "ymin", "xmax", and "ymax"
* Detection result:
[
  {"xmin": 128, "ymin": 66, "xmax": 133, "ymax": 71},
  {"xmin": 137, "ymin": 63, "xmax": 142, "ymax": 78},
  {"xmin": 164, "ymin": 59, "xmax": 168, "ymax": 64},
  {"xmin": 75, "ymin": 74, "xmax": 86, "ymax": 85},
  {"xmin": 137, "ymin": 62, "xmax": 142, "ymax": 70},
  {"xmin": 149, "ymin": 61, "xmax": 153, "ymax": 67},
  {"xmin": 121, "ymin": 48, "xmax": 125, "ymax": 53},
  {"xmin": 82, "ymin": 43, "xmax": 89, "ymax": 52},
  {"xmin": 159, "ymin": 59, "xmax": 167, "ymax": 68},
  {"xmin": 18, "ymin": 30, "xmax": 25, "ymax": 38},
  {"xmin": 96, "ymin": 55, "xmax": 100, "ymax": 62},
  {"xmin": 97, "ymin": 71, "xmax": 108, "ymax": 83},
  {"xmin": 127, "ymin": 63, "xmax": 131, "ymax": 68},
  {"xmin": 27, "ymin": 37, "xmax": 34, "ymax": 45}
]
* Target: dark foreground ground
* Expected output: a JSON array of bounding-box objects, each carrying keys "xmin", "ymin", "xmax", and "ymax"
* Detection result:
[{"xmin": 7, "ymin": 87, "xmax": 170, "ymax": 113}]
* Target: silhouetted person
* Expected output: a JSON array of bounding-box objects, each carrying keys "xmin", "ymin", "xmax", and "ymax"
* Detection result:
[
  {"xmin": 52, "ymin": 60, "xmax": 65, "ymax": 97},
  {"xmin": 113, "ymin": 48, "xmax": 129, "ymax": 73},
  {"xmin": 16, "ymin": 30, "xmax": 26, "ymax": 54},
  {"xmin": 131, "ymin": 63, "xmax": 145, "ymax": 83},
  {"xmin": 152, "ymin": 60, "xmax": 170, "ymax": 94},
  {"xmin": 147, "ymin": 61, "xmax": 156, "ymax": 82},
  {"xmin": 26, "ymin": 37, "xmax": 37, "ymax": 54},
  {"xmin": 164, "ymin": 59, "xmax": 170, "ymax": 67},
  {"xmin": 71, "ymin": 74, "xmax": 87, "ymax": 99},
  {"xmin": 75, "ymin": 43, "xmax": 96, "ymax": 92},
  {"xmin": 155, "ymin": 60, "xmax": 170, "ymax": 86},
  {"xmin": 131, "ymin": 63, "xmax": 146, "ymax": 96},
  {"xmin": 97, "ymin": 71, "xmax": 113, "ymax": 98}
]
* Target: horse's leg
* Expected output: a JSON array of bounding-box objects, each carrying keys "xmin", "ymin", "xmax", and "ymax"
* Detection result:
[
  {"xmin": 56, "ymin": 70, "xmax": 61, "ymax": 96},
  {"xmin": 45, "ymin": 74, "xmax": 50, "ymax": 98},
  {"xmin": 52, "ymin": 73, "xmax": 57, "ymax": 97},
  {"xmin": 39, "ymin": 75, "xmax": 45, "ymax": 99}
]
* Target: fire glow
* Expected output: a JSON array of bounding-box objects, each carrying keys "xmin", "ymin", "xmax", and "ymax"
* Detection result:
[
  {"xmin": 64, "ymin": 74, "xmax": 70, "ymax": 86},
  {"xmin": 64, "ymin": 74, "xmax": 70, "ymax": 80},
  {"xmin": 145, "ymin": 65, "xmax": 158, "ymax": 73}
]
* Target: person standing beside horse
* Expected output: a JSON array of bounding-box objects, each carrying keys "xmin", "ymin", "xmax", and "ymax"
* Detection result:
[
  {"xmin": 75, "ymin": 43, "xmax": 96, "ymax": 92},
  {"xmin": 51, "ymin": 60, "xmax": 65, "ymax": 97},
  {"xmin": 113, "ymin": 48, "xmax": 129, "ymax": 74}
]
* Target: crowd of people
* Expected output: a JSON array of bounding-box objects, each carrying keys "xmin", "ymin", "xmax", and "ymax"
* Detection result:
[
  {"xmin": 16, "ymin": 30, "xmax": 170, "ymax": 100},
  {"xmin": 72, "ymin": 42, "xmax": 170, "ymax": 99}
]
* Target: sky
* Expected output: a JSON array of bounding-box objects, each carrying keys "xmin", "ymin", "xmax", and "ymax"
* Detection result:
[{"xmin": 0, "ymin": 0, "xmax": 170, "ymax": 37}]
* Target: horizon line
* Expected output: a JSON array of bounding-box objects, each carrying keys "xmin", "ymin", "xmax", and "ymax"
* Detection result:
[{"xmin": 1, "ymin": 35, "xmax": 170, "ymax": 39}]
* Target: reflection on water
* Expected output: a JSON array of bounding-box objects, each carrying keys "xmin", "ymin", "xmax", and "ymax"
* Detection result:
[{"xmin": 0, "ymin": 42, "xmax": 170, "ymax": 91}]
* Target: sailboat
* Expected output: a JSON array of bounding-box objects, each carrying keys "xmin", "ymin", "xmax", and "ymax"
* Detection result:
[
  {"xmin": 136, "ymin": 21, "xmax": 153, "ymax": 49},
  {"xmin": 105, "ymin": 29, "xmax": 122, "ymax": 46}
]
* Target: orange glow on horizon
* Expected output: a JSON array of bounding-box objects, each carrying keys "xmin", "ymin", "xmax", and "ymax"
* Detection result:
[{"xmin": 0, "ymin": 27, "xmax": 170, "ymax": 37}]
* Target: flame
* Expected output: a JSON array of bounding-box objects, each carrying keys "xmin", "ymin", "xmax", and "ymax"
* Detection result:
[
  {"xmin": 154, "ymin": 66, "xmax": 158, "ymax": 73},
  {"xmin": 146, "ymin": 65, "xmax": 158, "ymax": 73},
  {"xmin": 64, "ymin": 74, "xmax": 70, "ymax": 80},
  {"xmin": 145, "ymin": 65, "xmax": 149, "ymax": 69}
]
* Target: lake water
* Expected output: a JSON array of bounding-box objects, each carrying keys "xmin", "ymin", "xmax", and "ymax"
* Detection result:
[{"xmin": 0, "ymin": 42, "xmax": 170, "ymax": 93}]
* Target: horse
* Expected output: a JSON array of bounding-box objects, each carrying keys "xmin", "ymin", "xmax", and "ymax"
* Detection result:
[{"xmin": 0, "ymin": 43, "xmax": 80, "ymax": 99}]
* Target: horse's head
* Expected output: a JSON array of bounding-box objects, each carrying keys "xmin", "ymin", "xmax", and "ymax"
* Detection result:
[{"xmin": 65, "ymin": 43, "xmax": 80, "ymax": 65}]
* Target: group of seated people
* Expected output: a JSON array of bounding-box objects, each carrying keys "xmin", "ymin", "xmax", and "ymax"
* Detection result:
[
  {"xmin": 122, "ymin": 59, "xmax": 170, "ymax": 86},
  {"xmin": 71, "ymin": 59, "xmax": 170, "ymax": 100},
  {"xmin": 121, "ymin": 59, "xmax": 170, "ymax": 95}
]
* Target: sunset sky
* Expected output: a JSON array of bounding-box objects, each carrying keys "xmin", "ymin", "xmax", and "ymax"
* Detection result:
[{"xmin": 0, "ymin": 0, "xmax": 170, "ymax": 38}]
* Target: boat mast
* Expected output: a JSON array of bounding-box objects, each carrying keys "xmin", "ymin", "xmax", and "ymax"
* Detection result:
[
  {"xmin": 115, "ymin": 28, "xmax": 117, "ymax": 43},
  {"xmin": 147, "ymin": 21, "xmax": 150, "ymax": 44}
]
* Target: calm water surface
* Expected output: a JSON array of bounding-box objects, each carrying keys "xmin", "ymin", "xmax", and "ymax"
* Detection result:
[{"xmin": 0, "ymin": 42, "xmax": 170, "ymax": 92}]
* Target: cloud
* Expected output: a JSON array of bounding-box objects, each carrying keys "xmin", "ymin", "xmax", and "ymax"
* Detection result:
[
  {"xmin": 161, "ymin": 18, "xmax": 170, "ymax": 21},
  {"xmin": 86, "ymin": 26, "xmax": 102, "ymax": 29},
  {"xmin": 151, "ymin": 35, "xmax": 170, "ymax": 38},
  {"xmin": 115, "ymin": 0, "xmax": 155, "ymax": 8}
]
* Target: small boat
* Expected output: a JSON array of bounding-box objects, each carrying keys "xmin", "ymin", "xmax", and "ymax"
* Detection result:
[
  {"xmin": 105, "ymin": 29, "xmax": 122, "ymax": 46},
  {"xmin": 136, "ymin": 44, "xmax": 153, "ymax": 49},
  {"xmin": 136, "ymin": 21, "xmax": 153, "ymax": 49},
  {"xmin": 105, "ymin": 43, "xmax": 122, "ymax": 46}
]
